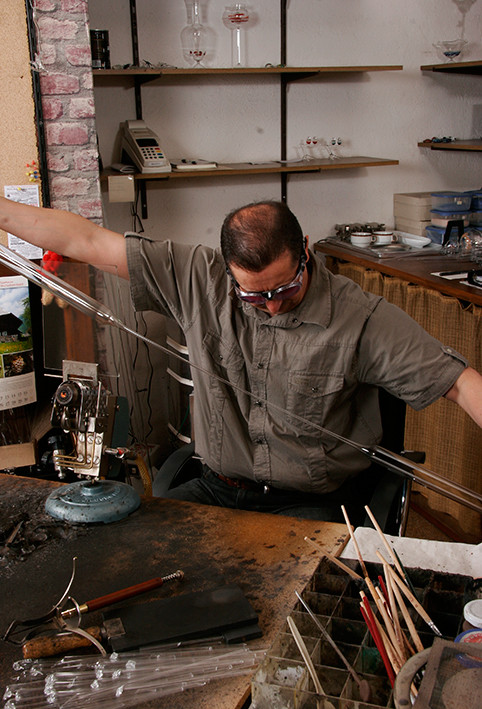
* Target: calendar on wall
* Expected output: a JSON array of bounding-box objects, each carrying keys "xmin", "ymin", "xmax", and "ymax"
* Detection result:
[{"xmin": 0, "ymin": 275, "xmax": 36, "ymax": 411}]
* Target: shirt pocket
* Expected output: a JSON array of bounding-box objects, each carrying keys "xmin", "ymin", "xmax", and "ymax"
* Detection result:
[{"xmin": 287, "ymin": 371, "xmax": 344, "ymax": 437}]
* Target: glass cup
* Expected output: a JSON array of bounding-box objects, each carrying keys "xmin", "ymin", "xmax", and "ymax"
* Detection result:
[{"xmin": 222, "ymin": 4, "xmax": 253, "ymax": 67}]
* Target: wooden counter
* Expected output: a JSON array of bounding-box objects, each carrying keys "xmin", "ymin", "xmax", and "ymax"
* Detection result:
[
  {"xmin": 314, "ymin": 238, "xmax": 482, "ymax": 541},
  {"xmin": 314, "ymin": 239, "xmax": 482, "ymax": 306},
  {"xmin": 0, "ymin": 474, "xmax": 346, "ymax": 706}
]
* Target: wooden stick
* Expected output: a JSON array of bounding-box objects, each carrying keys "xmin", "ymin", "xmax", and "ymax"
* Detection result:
[
  {"xmin": 287, "ymin": 615, "xmax": 325, "ymax": 695},
  {"xmin": 376, "ymin": 551, "xmax": 442, "ymax": 636},
  {"xmin": 378, "ymin": 575, "xmax": 389, "ymax": 604},
  {"xmin": 371, "ymin": 584, "xmax": 405, "ymax": 668},
  {"xmin": 304, "ymin": 536, "xmax": 363, "ymax": 580},
  {"xmin": 364, "ymin": 505, "xmax": 405, "ymax": 577},
  {"xmin": 375, "ymin": 617, "xmax": 403, "ymax": 675},
  {"xmin": 359, "ymin": 600, "xmax": 395, "ymax": 687},
  {"xmin": 383, "ymin": 564, "xmax": 406, "ymax": 661},
  {"xmin": 389, "ymin": 575, "xmax": 425, "ymax": 653},
  {"xmin": 341, "ymin": 505, "xmax": 368, "ymax": 578},
  {"xmin": 360, "ymin": 591, "xmax": 403, "ymax": 674},
  {"xmin": 378, "ymin": 578, "xmax": 407, "ymax": 665}
]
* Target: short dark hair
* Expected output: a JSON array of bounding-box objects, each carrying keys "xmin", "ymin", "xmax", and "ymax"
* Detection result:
[{"xmin": 220, "ymin": 200, "xmax": 304, "ymax": 271}]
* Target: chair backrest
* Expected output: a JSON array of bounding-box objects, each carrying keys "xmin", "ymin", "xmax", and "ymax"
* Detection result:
[
  {"xmin": 166, "ymin": 336, "xmax": 194, "ymax": 444},
  {"xmin": 364, "ymin": 388, "xmax": 417, "ymax": 536}
]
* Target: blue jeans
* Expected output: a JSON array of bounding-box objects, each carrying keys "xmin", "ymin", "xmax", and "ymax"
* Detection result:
[{"xmin": 162, "ymin": 468, "xmax": 373, "ymax": 524}]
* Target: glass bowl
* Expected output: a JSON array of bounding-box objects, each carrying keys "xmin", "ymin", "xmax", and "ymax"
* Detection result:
[{"xmin": 433, "ymin": 39, "xmax": 468, "ymax": 62}]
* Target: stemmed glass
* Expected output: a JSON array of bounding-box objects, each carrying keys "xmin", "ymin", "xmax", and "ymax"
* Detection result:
[
  {"xmin": 181, "ymin": 1, "xmax": 209, "ymax": 67},
  {"xmin": 300, "ymin": 136, "xmax": 318, "ymax": 161},
  {"xmin": 433, "ymin": 39, "xmax": 468, "ymax": 63},
  {"xmin": 222, "ymin": 4, "xmax": 252, "ymax": 67}
]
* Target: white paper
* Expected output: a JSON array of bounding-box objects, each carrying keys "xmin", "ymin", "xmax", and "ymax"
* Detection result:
[
  {"xmin": 341, "ymin": 527, "xmax": 482, "ymax": 578},
  {"xmin": 4, "ymin": 185, "xmax": 43, "ymax": 260}
]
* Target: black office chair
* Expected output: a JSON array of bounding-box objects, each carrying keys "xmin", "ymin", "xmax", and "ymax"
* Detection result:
[{"xmin": 153, "ymin": 389, "xmax": 423, "ymax": 536}]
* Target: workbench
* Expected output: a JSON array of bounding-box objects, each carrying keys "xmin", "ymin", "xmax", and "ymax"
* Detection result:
[
  {"xmin": 0, "ymin": 474, "xmax": 346, "ymax": 707},
  {"xmin": 314, "ymin": 238, "xmax": 482, "ymax": 306},
  {"xmin": 314, "ymin": 239, "xmax": 482, "ymax": 541}
]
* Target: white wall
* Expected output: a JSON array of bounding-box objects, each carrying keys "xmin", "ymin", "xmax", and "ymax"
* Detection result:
[{"xmin": 89, "ymin": 0, "xmax": 482, "ymax": 248}]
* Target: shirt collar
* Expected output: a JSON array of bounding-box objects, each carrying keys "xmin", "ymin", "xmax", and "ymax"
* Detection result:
[{"xmin": 233, "ymin": 251, "xmax": 332, "ymax": 329}]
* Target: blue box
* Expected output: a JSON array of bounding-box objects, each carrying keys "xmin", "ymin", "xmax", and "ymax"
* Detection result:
[{"xmin": 431, "ymin": 192, "xmax": 472, "ymax": 212}]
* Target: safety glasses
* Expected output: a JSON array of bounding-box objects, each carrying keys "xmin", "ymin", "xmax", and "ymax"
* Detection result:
[{"xmin": 228, "ymin": 251, "xmax": 307, "ymax": 305}]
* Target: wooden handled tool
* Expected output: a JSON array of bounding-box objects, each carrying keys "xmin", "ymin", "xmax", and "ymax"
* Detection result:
[
  {"xmin": 23, "ymin": 626, "xmax": 104, "ymax": 659},
  {"xmin": 21, "ymin": 569, "xmax": 184, "ymax": 659},
  {"xmin": 61, "ymin": 569, "xmax": 184, "ymax": 618}
]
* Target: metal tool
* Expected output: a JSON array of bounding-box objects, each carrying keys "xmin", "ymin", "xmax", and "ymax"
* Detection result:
[
  {"xmin": 20, "ymin": 583, "xmax": 260, "ymax": 658},
  {"xmin": 1, "ymin": 244, "xmax": 481, "ymax": 514},
  {"xmin": 295, "ymin": 591, "xmax": 372, "ymax": 702},
  {"xmin": 3, "ymin": 556, "xmax": 184, "ymax": 651}
]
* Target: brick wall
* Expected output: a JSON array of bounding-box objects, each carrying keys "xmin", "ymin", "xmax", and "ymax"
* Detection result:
[{"xmin": 34, "ymin": 0, "xmax": 102, "ymax": 222}]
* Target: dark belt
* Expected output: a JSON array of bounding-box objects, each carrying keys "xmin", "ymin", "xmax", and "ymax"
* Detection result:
[{"xmin": 209, "ymin": 470, "xmax": 272, "ymax": 494}]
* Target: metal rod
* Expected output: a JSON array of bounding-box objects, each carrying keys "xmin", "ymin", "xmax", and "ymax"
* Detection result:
[
  {"xmin": 62, "ymin": 569, "xmax": 184, "ymax": 618},
  {"xmin": 0, "ymin": 244, "xmax": 480, "ymax": 514}
]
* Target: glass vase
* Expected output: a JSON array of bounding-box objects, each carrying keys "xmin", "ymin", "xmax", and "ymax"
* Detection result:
[{"xmin": 181, "ymin": 1, "xmax": 209, "ymax": 67}]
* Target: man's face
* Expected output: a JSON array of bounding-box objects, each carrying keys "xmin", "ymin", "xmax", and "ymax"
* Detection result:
[{"xmin": 228, "ymin": 246, "xmax": 310, "ymax": 316}]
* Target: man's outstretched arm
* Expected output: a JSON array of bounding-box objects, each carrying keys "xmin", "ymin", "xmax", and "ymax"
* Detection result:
[
  {"xmin": 0, "ymin": 196, "xmax": 129, "ymax": 279},
  {"xmin": 444, "ymin": 366, "xmax": 482, "ymax": 428}
]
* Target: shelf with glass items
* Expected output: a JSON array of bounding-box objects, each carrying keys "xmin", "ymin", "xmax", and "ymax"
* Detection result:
[
  {"xmin": 418, "ymin": 139, "xmax": 482, "ymax": 152},
  {"xmin": 94, "ymin": 64, "xmax": 402, "ymax": 182},
  {"xmin": 420, "ymin": 59, "xmax": 482, "ymax": 74},
  {"xmin": 419, "ymin": 59, "xmax": 482, "ymax": 152}
]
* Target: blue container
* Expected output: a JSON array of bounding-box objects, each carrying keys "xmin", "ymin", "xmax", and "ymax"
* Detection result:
[
  {"xmin": 431, "ymin": 191, "xmax": 472, "ymax": 212},
  {"xmin": 431, "ymin": 209, "xmax": 470, "ymax": 227},
  {"xmin": 471, "ymin": 192, "xmax": 482, "ymax": 210},
  {"xmin": 425, "ymin": 223, "xmax": 462, "ymax": 245},
  {"xmin": 470, "ymin": 211, "xmax": 482, "ymax": 226}
]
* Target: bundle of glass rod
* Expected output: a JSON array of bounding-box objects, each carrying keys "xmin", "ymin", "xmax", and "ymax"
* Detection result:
[{"xmin": 3, "ymin": 639, "xmax": 266, "ymax": 709}]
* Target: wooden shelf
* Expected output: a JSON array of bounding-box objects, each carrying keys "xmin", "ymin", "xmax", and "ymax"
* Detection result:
[
  {"xmin": 103, "ymin": 157, "xmax": 399, "ymax": 182},
  {"xmin": 418, "ymin": 139, "xmax": 482, "ymax": 152},
  {"xmin": 93, "ymin": 65, "xmax": 403, "ymax": 82},
  {"xmin": 95, "ymin": 57, "xmax": 402, "ymax": 215},
  {"xmin": 420, "ymin": 59, "xmax": 482, "ymax": 75}
]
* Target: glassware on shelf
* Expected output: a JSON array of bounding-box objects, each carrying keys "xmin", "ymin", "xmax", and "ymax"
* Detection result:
[
  {"xmin": 300, "ymin": 136, "xmax": 318, "ymax": 161},
  {"xmin": 181, "ymin": 1, "xmax": 209, "ymax": 67},
  {"xmin": 222, "ymin": 4, "xmax": 253, "ymax": 67},
  {"xmin": 432, "ymin": 39, "xmax": 468, "ymax": 63},
  {"xmin": 459, "ymin": 228, "xmax": 482, "ymax": 261}
]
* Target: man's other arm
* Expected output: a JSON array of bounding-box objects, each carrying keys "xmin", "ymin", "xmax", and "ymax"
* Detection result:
[
  {"xmin": 444, "ymin": 366, "xmax": 482, "ymax": 427},
  {"xmin": 0, "ymin": 197, "xmax": 129, "ymax": 279}
]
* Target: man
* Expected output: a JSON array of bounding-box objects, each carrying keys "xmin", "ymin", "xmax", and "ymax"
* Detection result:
[{"xmin": 0, "ymin": 197, "xmax": 481, "ymax": 522}]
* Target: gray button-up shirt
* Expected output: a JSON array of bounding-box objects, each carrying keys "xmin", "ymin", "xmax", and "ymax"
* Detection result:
[{"xmin": 126, "ymin": 235, "xmax": 466, "ymax": 494}]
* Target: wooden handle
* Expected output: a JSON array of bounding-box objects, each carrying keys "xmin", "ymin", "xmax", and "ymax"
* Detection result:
[{"xmin": 22, "ymin": 626, "xmax": 103, "ymax": 659}]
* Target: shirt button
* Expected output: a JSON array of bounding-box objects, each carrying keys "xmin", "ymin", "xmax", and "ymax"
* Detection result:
[
  {"xmin": 292, "ymin": 318, "xmax": 299, "ymax": 324},
  {"xmin": 255, "ymin": 437, "xmax": 265, "ymax": 445},
  {"xmin": 255, "ymin": 400, "xmax": 263, "ymax": 407},
  {"xmin": 257, "ymin": 362, "xmax": 264, "ymax": 369},
  {"xmin": 311, "ymin": 386, "xmax": 319, "ymax": 393}
]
